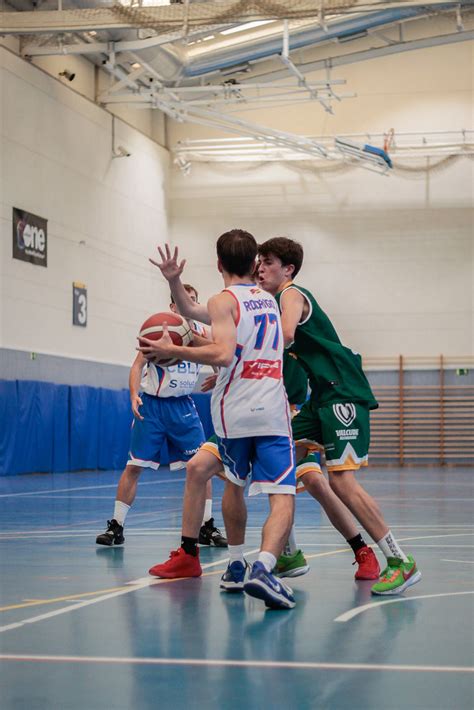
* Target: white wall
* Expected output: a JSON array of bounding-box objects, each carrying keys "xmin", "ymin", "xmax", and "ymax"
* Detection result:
[
  {"xmin": 168, "ymin": 41, "xmax": 474, "ymax": 358},
  {"xmin": 1, "ymin": 47, "xmax": 171, "ymax": 367},
  {"xmin": 0, "ymin": 39, "xmax": 167, "ymax": 147}
]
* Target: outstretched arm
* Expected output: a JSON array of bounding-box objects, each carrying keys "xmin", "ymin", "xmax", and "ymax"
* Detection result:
[
  {"xmin": 138, "ymin": 292, "xmax": 237, "ymax": 368},
  {"xmin": 149, "ymin": 243, "xmax": 211, "ymax": 325}
]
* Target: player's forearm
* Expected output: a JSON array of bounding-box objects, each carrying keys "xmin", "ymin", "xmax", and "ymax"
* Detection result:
[
  {"xmin": 169, "ymin": 342, "xmax": 233, "ymax": 368},
  {"xmin": 129, "ymin": 362, "xmax": 142, "ymax": 399},
  {"xmin": 283, "ymin": 330, "xmax": 296, "ymax": 348},
  {"xmin": 169, "ymin": 278, "xmax": 211, "ymax": 325}
]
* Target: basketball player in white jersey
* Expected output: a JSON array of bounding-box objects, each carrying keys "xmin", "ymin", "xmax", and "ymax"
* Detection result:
[
  {"xmin": 96, "ymin": 284, "xmax": 227, "ymax": 548},
  {"xmin": 141, "ymin": 230, "xmax": 297, "ymax": 610}
]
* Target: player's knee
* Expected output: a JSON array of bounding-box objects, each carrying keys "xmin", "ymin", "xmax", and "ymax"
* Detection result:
[
  {"xmin": 302, "ymin": 471, "xmax": 329, "ymax": 497},
  {"xmin": 186, "ymin": 456, "xmax": 212, "ymax": 484}
]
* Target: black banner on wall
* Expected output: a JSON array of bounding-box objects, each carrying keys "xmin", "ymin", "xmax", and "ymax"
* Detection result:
[
  {"xmin": 73, "ymin": 282, "xmax": 87, "ymax": 327},
  {"xmin": 12, "ymin": 208, "xmax": 48, "ymax": 267}
]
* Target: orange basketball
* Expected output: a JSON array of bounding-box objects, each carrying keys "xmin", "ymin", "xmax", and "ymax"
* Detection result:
[{"xmin": 139, "ymin": 312, "xmax": 193, "ymax": 367}]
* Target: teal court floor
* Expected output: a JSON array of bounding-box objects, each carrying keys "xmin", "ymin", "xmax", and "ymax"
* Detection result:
[{"xmin": 0, "ymin": 466, "xmax": 473, "ymax": 709}]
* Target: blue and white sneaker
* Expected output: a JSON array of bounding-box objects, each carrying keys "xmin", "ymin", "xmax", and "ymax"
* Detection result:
[
  {"xmin": 220, "ymin": 560, "xmax": 248, "ymax": 592},
  {"xmin": 244, "ymin": 561, "xmax": 296, "ymax": 610}
]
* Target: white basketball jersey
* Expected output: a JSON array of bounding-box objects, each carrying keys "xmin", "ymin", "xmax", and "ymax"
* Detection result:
[
  {"xmin": 211, "ymin": 285, "xmax": 291, "ymax": 438},
  {"xmin": 140, "ymin": 319, "xmax": 205, "ymax": 398}
]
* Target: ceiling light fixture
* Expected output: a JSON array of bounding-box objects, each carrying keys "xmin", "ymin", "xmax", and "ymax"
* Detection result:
[{"xmin": 221, "ymin": 20, "xmax": 275, "ymax": 35}]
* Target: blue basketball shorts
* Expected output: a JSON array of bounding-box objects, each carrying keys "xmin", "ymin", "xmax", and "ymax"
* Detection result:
[
  {"xmin": 216, "ymin": 435, "xmax": 296, "ymax": 496},
  {"xmin": 128, "ymin": 393, "xmax": 205, "ymax": 469}
]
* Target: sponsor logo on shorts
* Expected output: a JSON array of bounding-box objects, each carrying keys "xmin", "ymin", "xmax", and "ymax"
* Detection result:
[
  {"xmin": 335, "ymin": 428, "xmax": 359, "ymax": 441},
  {"xmin": 333, "ymin": 403, "xmax": 356, "ymax": 427}
]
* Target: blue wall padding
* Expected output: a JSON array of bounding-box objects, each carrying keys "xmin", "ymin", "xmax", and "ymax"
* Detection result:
[
  {"xmin": 52, "ymin": 385, "xmax": 69, "ymax": 473},
  {"xmin": 0, "ymin": 380, "xmax": 213, "ymax": 475},
  {"xmin": 0, "ymin": 380, "xmax": 19, "ymax": 476},
  {"xmin": 15, "ymin": 381, "xmax": 55, "ymax": 474},
  {"xmin": 98, "ymin": 388, "xmax": 133, "ymax": 470},
  {"xmin": 69, "ymin": 385, "xmax": 101, "ymax": 471}
]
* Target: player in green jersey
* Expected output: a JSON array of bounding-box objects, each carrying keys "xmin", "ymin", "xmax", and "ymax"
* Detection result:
[
  {"xmin": 257, "ymin": 237, "xmax": 421, "ymax": 596},
  {"xmin": 147, "ymin": 243, "xmax": 380, "ymax": 584}
]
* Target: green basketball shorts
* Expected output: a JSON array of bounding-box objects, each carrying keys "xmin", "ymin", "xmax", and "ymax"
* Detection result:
[{"xmin": 291, "ymin": 399, "xmax": 370, "ymax": 472}]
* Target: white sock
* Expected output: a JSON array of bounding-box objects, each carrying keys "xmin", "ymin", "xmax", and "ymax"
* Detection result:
[
  {"xmin": 228, "ymin": 544, "xmax": 245, "ymax": 565},
  {"xmin": 284, "ymin": 525, "xmax": 298, "ymax": 556},
  {"xmin": 113, "ymin": 501, "xmax": 130, "ymax": 526},
  {"xmin": 377, "ymin": 530, "xmax": 408, "ymax": 562},
  {"xmin": 258, "ymin": 551, "xmax": 277, "ymax": 573},
  {"xmin": 202, "ymin": 499, "xmax": 213, "ymax": 524}
]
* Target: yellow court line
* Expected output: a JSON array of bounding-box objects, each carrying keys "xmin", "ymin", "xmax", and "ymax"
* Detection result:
[
  {"xmin": 0, "ymin": 586, "xmax": 134, "ymax": 612},
  {"xmin": 0, "ymin": 568, "xmax": 229, "ymax": 613},
  {"xmin": 0, "ymin": 549, "xmax": 349, "ymax": 613},
  {"xmin": 4, "ymin": 532, "xmax": 468, "ymax": 614}
]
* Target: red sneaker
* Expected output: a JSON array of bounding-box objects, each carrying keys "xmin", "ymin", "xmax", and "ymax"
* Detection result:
[
  {"xmin": 148, "ymin": 547, "xmax": 202, "ymax": 578},
  {"xmin": 354, "ymin": 546, "xmax": 380, "ymax": 580}
]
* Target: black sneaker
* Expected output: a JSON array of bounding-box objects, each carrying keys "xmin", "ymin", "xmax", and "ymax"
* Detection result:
[
  {"xmin": 198, "ymin": 518, "xmax": 228, "ymax": 548},
  {"xmin": 96, "ymin": 519, "xmax": 125, "ymax": 546}
]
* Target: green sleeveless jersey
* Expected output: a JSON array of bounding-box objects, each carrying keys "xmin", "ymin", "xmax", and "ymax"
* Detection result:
[
  {"xmin": 283, "ymin": 351, "xmax": 309, "ymax": 405},
  {"xmin": 276, "ymin": 284, "xmax": 378, "ymax": 410}
]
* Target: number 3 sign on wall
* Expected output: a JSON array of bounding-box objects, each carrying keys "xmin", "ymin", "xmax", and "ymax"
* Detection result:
[{"xmin": 73, "ymin": 282, "xmax": 87, "ymax": 327}]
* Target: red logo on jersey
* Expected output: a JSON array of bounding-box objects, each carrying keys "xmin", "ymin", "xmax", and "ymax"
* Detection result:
[
  {"xmin": 250, "ymin": 288, "xmax": 261, "ymax": 295},
  {"xmin": 241, "ymin": 359, "xmax": 282, "ymax": 380}
]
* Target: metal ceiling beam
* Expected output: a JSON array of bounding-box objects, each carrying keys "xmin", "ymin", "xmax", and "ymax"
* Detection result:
[
  {"xmin": 21, "ymin": 32, "xmax": 188, "ymax": 57},
  {"xmin": 1, "ymin": 1, "xmax": 471, "ymax": 35}
]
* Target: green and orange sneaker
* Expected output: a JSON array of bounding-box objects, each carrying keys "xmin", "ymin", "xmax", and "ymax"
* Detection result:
[
  {"xmin": 275, "ymin": 550, "xmax": 310, "ymax": 578},
  {"xmin": 371, "ymin": 555, "xmax": 421, "ymax": 596}
]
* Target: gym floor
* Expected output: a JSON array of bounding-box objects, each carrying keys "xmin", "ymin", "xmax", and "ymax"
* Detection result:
[{"xmin": 1, "ymin": 466, "xmax": 473, "ymax": 710}]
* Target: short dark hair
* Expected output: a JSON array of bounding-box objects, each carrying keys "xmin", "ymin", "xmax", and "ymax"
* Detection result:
[
  {"xmin": 170, "ymin": 283, "xmax": 198, "ymax": 304},
  {"xmin": 258, "ymin": 237, "xmax": 304, "ymax": 278},
  {"xmin": 216, "ymin": 229, "xmax": 257, "ymax": 278}
]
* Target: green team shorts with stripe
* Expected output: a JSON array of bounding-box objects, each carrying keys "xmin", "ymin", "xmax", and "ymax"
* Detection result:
[
  {"xmin": 201, "ymin": 433, "xmax": 321, "ymax": 492},
  {"xmin": 291, "ymin": 399, "xmax": 370, "ymax": 472}
]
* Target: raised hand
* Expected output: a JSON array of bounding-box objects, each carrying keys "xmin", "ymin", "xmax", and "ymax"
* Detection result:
[{"xmin": 149, "ymin": 244, "xmax": 186, "ymax": 282}]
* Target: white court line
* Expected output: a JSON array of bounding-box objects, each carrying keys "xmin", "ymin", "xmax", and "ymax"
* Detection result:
[
  {"xmin": 442, "ymin": 559, "xmax": 474, "ymax": 564},
  {"xmin": 357, "ymin": 480, "xmax": 474, "ymax": 487},
  {"xmin": 16, "ymin": 495, "xmax": 186, "ymax": 500},
  {"xmin": 0, "ymin": 548, "xmax": 259, "ymax": 633},
  {"xmin": 2, "ymin": 529, "xmax": 474, "ymax": 542},
  {"xmin": 375, "ymin": 498, "xmax": 474, "ymax": 502},
  {"xmin": 0, "ymin": 654, "xmax": 472, "ymax": 673},
  {"xmin": 402, "ymin": 543, "xmax": 474, "ymax": 550},
  {"xmin": 1, "ymin": 524, "xmax": 472, "ymax": 537},
  {"xmin": 0, "ymin": 478, "xmax": 185, "ymax": 499},
  {"xmin": 334, "ymin": 591, "xmax": 474, "ymax": 623}
]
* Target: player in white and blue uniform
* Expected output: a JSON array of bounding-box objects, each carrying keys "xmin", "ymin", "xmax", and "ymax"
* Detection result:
[
  {"xmin": 128, "ymin": 358, "xmax": 204, "ymax": 470},
  {"xmin": 96, "ymin": 284, "xmax": 227, "ymax": 548},
  {"xmin": 143, "ymin": 232, "xmax": 296, "ymax": 610}
]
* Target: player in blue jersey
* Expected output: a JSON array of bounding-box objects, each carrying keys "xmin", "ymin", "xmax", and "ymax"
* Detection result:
[{"xmin": 96, "ymin": 284, "xmax": 227, "ymax": 548}]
